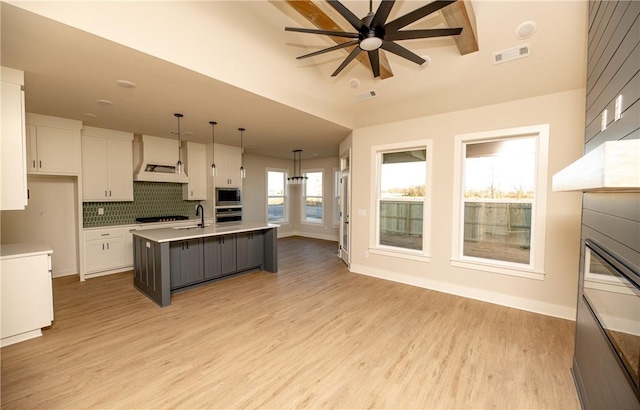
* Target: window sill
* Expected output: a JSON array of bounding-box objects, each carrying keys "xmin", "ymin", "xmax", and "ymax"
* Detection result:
[
  {"xmin": 450, "ymin": 259, "xmax": 545, "ymax": 280},
  {"xmin": 300, "ymin": 221, "xmax": 324, "ymax": 226},
  {"xmin": 369, "ymin": 247, "xmax": 431, "ymax": 263}
]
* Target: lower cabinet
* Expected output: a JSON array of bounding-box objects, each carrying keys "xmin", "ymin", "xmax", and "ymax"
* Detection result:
[
  {"xmin": 84, "ymin": 228, "xmax": 124, "ymax": 274},
  {"xmin": 169, "ymin": 239, "xmax": 204, "ymax": 289},
  {"xmin": 204, "ymin": 234, "xmax": 236, "ymax": 280},
  {"xmin": 236, "ymin": 231, "xmax": 264, "ymax": 271},
  {"xmin": 169, "ymin": 231, "xmax": 266, "ymax": 289}
]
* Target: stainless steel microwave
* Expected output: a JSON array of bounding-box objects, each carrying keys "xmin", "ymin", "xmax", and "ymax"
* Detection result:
[{"xmin": 216, "ymin": 188, "xmax": 241, "ymax": 206}]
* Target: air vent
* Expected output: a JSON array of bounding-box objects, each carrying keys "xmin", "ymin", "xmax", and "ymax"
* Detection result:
[
  {"xmin": 493, "ymin": 44, "xmax": 530, "ymax": 65},
  {"xmin": 357, "ymin": 90, "xmax": 377, "ymax": 101}
]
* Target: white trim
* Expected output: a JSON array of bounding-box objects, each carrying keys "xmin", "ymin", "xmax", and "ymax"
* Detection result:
[
  {"xmin": 279, "ymin": 231, "xmax": 339, "ymax": 242},
  {"xmin": 369, "ymin": 248, "xmax": 431, "ymax": 263},
  {"xmin": 370, "ymin": 139, "xmax": 433, "ymax": 258},
  {"xmin": 349, "ymin": 263, "xmax": 575, "ymax": 320},
  {"xmin": 451, "ymin": 124, "xmax": 549, "ymax": 278}
]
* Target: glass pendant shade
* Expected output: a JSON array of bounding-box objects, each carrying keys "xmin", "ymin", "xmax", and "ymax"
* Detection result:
[
  {"xmin": 238, "ymin": 128, "xmax": 246, "ymax": 179},
  {"xmin": 210, "ymin": 121, "xmax": 217, "ymax": 177},
  {"xmin": 174, "ymin": 113, "xmax": 184, "ymax": 174}
]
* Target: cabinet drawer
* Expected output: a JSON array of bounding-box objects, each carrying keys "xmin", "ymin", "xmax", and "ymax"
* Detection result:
[{"xmin": 84, "ymin": 227, "xmax": 123, "ymax": 241}]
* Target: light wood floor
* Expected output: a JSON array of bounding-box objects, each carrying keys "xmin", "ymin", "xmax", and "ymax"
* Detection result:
[{"xmin": 1, "ymin": 237, "xmax": 579, "ymax": 409}]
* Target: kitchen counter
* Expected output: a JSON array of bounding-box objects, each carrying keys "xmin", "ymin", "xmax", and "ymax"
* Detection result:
[
  {"xmin": 130, "ymin": 221, "xmax": 279, "ymax": 243},
  {"xmin": 132, "ymin": 222, "xmax": 278, "ymax": 307},
  {"xmin": 1, "ymin": 242, "xmax": 53, "ymax": 260}
]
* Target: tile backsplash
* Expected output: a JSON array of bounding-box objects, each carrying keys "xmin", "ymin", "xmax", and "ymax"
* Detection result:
[{"xmin": 83, "ymin": 182, "xmax": 201, "ymax": 227}]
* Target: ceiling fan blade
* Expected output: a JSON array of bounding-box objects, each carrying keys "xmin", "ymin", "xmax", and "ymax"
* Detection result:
[
  {"xmin": 368, "ymin": 49, "xmax": 381, "ymax": 78},
  {"xmin": 331, "ymin": 46, "xmax": 362, "ymax": 77},
  {"xmin": 296, "ymin": 40, "xmax": 359, "ymax": 60},
  {"xmin": 285, "ymin": 27, "xmax": 359, "ymax": 39},
  {"xmin": 327, "ymin": 0, "xmax": 366, "ymax": 32},
  {"xmin": 370, "ymin": 0, "xmax": 395, "ymax": 30},
  {"xmin": 385, "ymin": 0, "xmax": 457, "ymax": 32},
  {"xmin": 386, "ymin": 27, "xmax": 463, "ymax": 41},
  {"xmin": 381, "ymin": 41, "xmax": 426, "ymax": 65}
]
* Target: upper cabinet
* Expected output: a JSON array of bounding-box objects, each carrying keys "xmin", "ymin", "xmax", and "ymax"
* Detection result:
[
  {"xmin": 82, "ymin": 126, "xmax": 134, "ymax": 202},
  {"xmin": 1, "ymin": 67, "xmax": 27, "ymax": 210},
  {"xmin": 26, "ymin": 113, "xmax": 81, "ymax": 175},
  {"xmin": 182, "ymin": 142, "xmax": 207, "ymax": 200},
  {"xmin": 214, "ymin": 143, "xmax": 242, "ymax": 188}
]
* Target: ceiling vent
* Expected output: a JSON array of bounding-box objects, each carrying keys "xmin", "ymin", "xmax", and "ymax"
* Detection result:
[
  {"xmin": 357, "ymin": 90, "xmax": 377, "ymax": 101},
  {"xmin": 493, "ymin": 44, "xmax": 530, "ymax": 65}
]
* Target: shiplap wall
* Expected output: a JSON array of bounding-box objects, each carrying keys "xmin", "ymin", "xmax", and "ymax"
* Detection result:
[{"xmin": 582, "ymin": 0, "xmax": 640, "ymax": 269}]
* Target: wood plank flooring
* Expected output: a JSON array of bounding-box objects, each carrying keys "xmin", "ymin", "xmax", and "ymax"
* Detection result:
[{"xmin": 1, "ymin": 236, "xmax": 580, "ymax": 409}]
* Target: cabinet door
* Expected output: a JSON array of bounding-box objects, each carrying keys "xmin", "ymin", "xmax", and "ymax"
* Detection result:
[
  {"xmin": 26, "ymin": 124, "xmax": 37, "ymax": 173},
  {"xmin": 35, "ymin": 126, "xmax": 80, "ymax": 174},
  {"xmin": 237, "ymin": 231, "xmax": 264, "ymax": 271},
  {"xmin": 82, "ymin": 136, "xmax": 109, "ymax": 200},
  {"xmin": 220, "ymin": 234, "xmax": 237, "ymax": 275},
  {"xmin": 85, "ymin": 240, "xmax": 106, "ymax": 273},
  {"xmin": 226, "ymin": 149, "xmax": 242, "ymax": 187},
  {"xmin": 1, "ymin": 80, "xmax": 27, "ymax": 210},
  {"xmin": 1, "ymin": 254, "xmax": 52, "ymax": 341},
  {"xmin": 214, "ymin": 145, "xmax": 242, "ymax": 187},
  {"xmin": 204, "ymin": 237, "xmax": 222, "ymax": 279},
  {"xmin": 183, "ymin": 143, "xmax": 207, "ymax": 200},
  {"xmin": 104, "ymin": 238, "xmax": 123, "ymax": 269},
  {"xmin": 169, "ymin": 239, "xmax": 204, "ymax": 289},
  {"xmin": 106, "ymin": 139, "xmax": 133, "ymax": 201}
]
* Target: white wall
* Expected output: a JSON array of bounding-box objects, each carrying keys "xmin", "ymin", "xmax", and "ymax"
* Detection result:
[
  {"xmin": 347, "ymin": 89, "xmax": 585, "ymax": 319},
  {"xmin": 243, "ymin": 153, "xmax": 339, "ymax": 241},
  {"xmin": 1, "ymin": 175, "xmax": 79, "ymax": 277}
]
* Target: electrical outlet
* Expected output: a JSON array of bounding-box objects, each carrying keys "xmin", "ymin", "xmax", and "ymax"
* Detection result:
[
  {"xmin": 39, "ymin": 211, "xmax": 45, "ymax": 218},
  {"xmin": 98, "ymin": 208, "xmax": 104, "ymax": 215}
]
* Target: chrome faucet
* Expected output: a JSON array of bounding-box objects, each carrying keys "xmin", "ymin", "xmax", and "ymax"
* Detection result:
[{"xmin": 195, "ymin": 204, "xmax": 205, "ymax": 228}]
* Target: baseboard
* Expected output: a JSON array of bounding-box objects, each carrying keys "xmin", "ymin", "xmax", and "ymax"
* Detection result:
[
  {"xmin": 350, "ymin": 263, "xmax": 576, "ymax": 320},
  {"xmin": 291, "ymin": 231, "xmax": 339, "ymax": 242},
  {"xmin": 52, "ymin": 270, "xmax": 78, "ymax": 278}
]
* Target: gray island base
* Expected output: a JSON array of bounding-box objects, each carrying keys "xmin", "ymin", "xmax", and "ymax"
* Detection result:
[{"xmin": 132, "ymin": 222, "xmax": 278, "ymax": 307}]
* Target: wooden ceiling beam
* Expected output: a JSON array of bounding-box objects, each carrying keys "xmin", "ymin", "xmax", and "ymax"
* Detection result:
[{"xmin": 441, "ymin": 0, "xmax": 479, "ymax": 55}]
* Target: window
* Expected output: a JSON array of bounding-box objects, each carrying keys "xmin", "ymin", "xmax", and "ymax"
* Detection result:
[
  {"xmin": 303, "ymin": 170, "xmax": 323, "ymax": 223},
  {"xmin": 451, "ymin": 125, "xmax": 549, "ymax": 279},
  {"xmin": 371, "ymin": 140, "xmax": 432, "ymax": 259},
  {"xmin": 267, "ymin": 170, "xmax": 287, "ymax": 222}
]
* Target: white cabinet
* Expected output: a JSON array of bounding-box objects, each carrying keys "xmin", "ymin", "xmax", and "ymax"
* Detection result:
[
  {"xmin": 1, "ymin": 243, "xmax": 53, "ymax": 347},
  {"xmin": 84, "ymin": 228, "xmax": 124, "ymax": 274},
  {"xmin": 214, "ymin": 143, "xmax": 242, "ymax": 187},
  {"xmin": 82, "ymin": 127, "xmax": 134, "ymax": 201},
  {"xmin": 1, "ymin": 67, "xmax": 27, "ymax": 210},
  {"xmin": 26, "ymin": 113, "xmax": 82, "ymax": 175},
  {"xmin": 182, "ymin": 142, "xmax": 207, "ymax": 200}
]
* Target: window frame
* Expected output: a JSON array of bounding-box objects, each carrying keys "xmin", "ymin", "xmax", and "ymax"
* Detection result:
[
  {"xmin": 369, "ymin": 139, "xmax": 433, "ymax": 261},
  {"xmin": 333, "ymin": 167, "xmax": 340, "ymax": 227},
  {"xmin": 301, "ymin": 168, "xmax": 324, "ymax": 225},
  {"xmin": 266, "ymin": 168, "xmax": 288, "ymax": 224},
  {"xmin": 450, "ymin": 124, "xmax": 549, "ymax": 280}
]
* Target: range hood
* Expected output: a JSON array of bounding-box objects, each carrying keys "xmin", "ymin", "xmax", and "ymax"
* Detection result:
[
  {"xmin": 132, "ymin": 134, "xmax": 189, "ymax": 183},
  {"xmin": 552, "ymin": 140, "xmax": 639, "ymax": 192}
]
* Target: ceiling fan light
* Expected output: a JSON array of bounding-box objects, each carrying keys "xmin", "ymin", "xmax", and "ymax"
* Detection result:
[{"xmin": 360, "ymin": 37, "xmax": 382, "ymax": 51}]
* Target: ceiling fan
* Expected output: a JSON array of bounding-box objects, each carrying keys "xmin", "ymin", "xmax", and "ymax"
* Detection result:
[{"xmin": 285, "ymin": 0, "xmax": 463, "ymax": 78}]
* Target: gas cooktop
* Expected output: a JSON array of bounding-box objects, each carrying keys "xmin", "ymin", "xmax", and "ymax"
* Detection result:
[{"xmin": 135, "ymin": 215, "xmax": 189, "ymax": 223}]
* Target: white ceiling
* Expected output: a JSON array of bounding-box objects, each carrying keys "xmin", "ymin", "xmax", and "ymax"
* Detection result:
[{"xmin": 1, "ymin": 1, "xmax": 588, "ymax": 159}]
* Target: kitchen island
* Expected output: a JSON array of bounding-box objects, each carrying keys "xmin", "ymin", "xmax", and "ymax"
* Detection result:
[{"xmin": 131, "ymin": 222, "xmax": 277, "ymax": 306}]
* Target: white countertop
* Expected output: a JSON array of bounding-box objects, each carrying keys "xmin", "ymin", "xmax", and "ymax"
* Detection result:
[
  {"xmin": 130, "ymin": 222, "xmax": 278, "ymax": 243},
  {"xmin": 0, "ymin": 242, "xmax": 53, "ymax": 260}
]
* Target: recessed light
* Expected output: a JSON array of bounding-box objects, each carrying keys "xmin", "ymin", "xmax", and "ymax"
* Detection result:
[
  {"xmin": 516, "ymin": 21, "xmax": 537, "ymax": 40},
  {"xmin": 96, "ymin": 99, "xmax": 113, "ymax": 106},
  {"xmin": 349, "ymin": 78, "xmax": 360, "ymax": 89},
  {"xmin": 116, "ymin": 80, "xmax": 136, "ymax": 88},
  {"xmin": 82, "ymin": 112, "xmax": 97, "ymax": 119}
]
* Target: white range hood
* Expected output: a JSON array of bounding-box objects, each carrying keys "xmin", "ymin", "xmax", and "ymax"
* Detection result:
[
  {"xmin": 552, "ymin": 139, "xmax": 640, "ymax": 192},
  {"xmin": 132, "ymin": 134, "xmax": 189, "ymax": 183}
]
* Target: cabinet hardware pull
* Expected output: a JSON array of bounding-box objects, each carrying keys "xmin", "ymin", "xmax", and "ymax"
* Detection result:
[
  {"xmin": 101, "ymin": 233, "xmax": 109, "ymax": 236},
  {"xmin": 39, "ymin": 160, "xmax": 42, "ymax": 168},
  {"xmin": 107, "ymin": 243, "xmax": 110, "ymax": 250},
  {"xmin": 32, "ymin": 160, "xmax": 36, "ymax": 168},
  {"xmin": 102, "ymin": 243, "xmax": 105, "ymax": 250},
  {"xmin": 109, "ymin": 190, "xmax": 112, "ymax": 197},
  {"xmin": 105, "ymin": 190, "xmax": 108, "ymax": 197}
]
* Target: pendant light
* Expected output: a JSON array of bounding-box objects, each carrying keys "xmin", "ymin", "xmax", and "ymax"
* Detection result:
[
  {"xmin": 174, "ymin": 113, "xmax": 183, "ymax": 175},
  {"xmin": 287, "ymin": 149, "xmax": 307, "ymax": 185},
  {"xmin": 209, "ymin": 121, "xmax": 217, "ymax": 177},
  {"xmin": 238, "ymin": 128, "xmax": 246, "ymax": 178}
]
